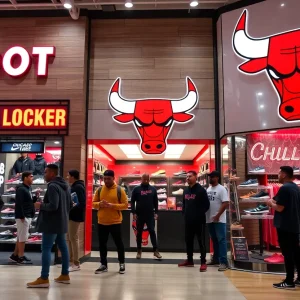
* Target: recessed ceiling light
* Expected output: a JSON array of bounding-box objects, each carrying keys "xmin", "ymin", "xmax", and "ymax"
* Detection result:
[
  {"xmin": 54, "ymin": 141, "xmax": 60, "ymax": 144},
  {"xmin": 260, "ymin": 104, "xmax": 264, "ymax": 109},
  {"xmin": 262, "ymin": 122, "xmax": 267, "ymax": 126},
  {"xmin": 127, "ymin": 155, "xmax": 143, "ymax": 159},
  {"xmin": 63, "ymin": 1, "xmax": 72, "ymax": 9},
  {"xmin": 269, "ymin": 130, "xmax": 277, "ymax": 133},
  {"xmin": 257, "ymin": 92, "xmax": 263, "ymax": 96},
  {"xmin": 190, "ymin": 1, "xmax": 199, "ymax": 7},
  {"xmin": 281, "ymin": 3, "xmax": 285, "ymax": 7},
  {"xmin": 164, "ymin": 145, "xmax": 186, "ymax": 155},
  {"xmin": 165, "ymin": 155, "xmax": 181, "ymax": 159},
  {"xmin": 125, "ymin": 0, "xmax": 133, "ymax": 8}
]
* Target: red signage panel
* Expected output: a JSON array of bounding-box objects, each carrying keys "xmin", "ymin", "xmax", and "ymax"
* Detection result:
[
  {"xmin": 0, "ymin": 104, "xmax": 68, "ymax": 131},
  {"xmin": 247, "ymin": 133, "xmax": 300, "ymax": 174}
]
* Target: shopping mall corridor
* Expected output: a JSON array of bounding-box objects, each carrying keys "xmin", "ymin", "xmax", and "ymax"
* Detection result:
[{"xmin": 0, "ymin": 255, "xmax": 300, "ymax": 300}]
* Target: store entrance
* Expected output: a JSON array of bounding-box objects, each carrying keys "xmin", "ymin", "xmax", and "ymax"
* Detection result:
[{"xmin": 87, "ymin": 141, "xmax": 215, "ymax": 253}]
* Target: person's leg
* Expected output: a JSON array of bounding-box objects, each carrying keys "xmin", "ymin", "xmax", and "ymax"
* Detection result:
[
  {"xmin": 66, "ymin": 221, "xmax": 73, "ymax": 265},
  {"xmin": 145, "ymin": 216, "xmax": 158, "ymax": 251},
  {"xmin": 41, "ymin": 233, "xmax": 57, "ymax": 279},
  {"xmin": 56, "ymin": 233, "xmax": 70, "ymax": 276},
  {"xmin": 196, "ymin": 223, "xmax": 207, "ymax": 264},
  {"xmin": 13, "ymin": 240, "xmax": 19, "ymax": 256},
  {"xmin": 98, "ymin": 224, "xmax": 110, "ymax": 266},
  {"xmin": 68, "ymin": 221, "xmax": 80, "ymax": 266},
  {"xmin": 290, "ymin": 232, "xmax": 300, "ymax": 281},
  {"xmin": 110, "ymin": 224, "xmax": 125, "ymax": 264},
  {"xmin": 277, "ymin": 229, "xmax": 295, "ymax": 284},
  {"xmin": 214, "ymin": 223, "xmax": 228, "ymax": 265},
  {"xmin": 18, "ymin": 242, "xmax": 26, "ymax": 257},
  {"xmin": 185, "ymin": 222, "xmax": 195, "ymax": 263},
  {"xmin": 136, "ymin": 216, "xmax": 144, "ymax": 251},
  {"xmin": 208, "ymin": 223, "xmax": 219, "ymax": 263}
]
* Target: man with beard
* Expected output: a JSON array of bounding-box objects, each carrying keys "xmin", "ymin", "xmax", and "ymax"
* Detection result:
[{"xmin": 131, "ymin": 173, "xmax": 162, "ymax": 260}]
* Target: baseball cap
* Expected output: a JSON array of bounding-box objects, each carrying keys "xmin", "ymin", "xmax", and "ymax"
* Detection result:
[
  {"xmin": 104, "ymin": 170, "xmax": 115, "ymax": 177},
  {"xmin": 208, "ymin": 171, "xmax": 221, "ymax": 178}
]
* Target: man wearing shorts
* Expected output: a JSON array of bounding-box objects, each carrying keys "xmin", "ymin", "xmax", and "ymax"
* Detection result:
[{"xmin": 9, "ymin": 171, "xmax": 35, "ymax": 264}]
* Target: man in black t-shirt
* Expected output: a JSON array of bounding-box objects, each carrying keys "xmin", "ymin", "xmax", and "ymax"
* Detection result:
[{"xmin": 266, "ymin": 166, "xmax": 300, "ymax": 290}]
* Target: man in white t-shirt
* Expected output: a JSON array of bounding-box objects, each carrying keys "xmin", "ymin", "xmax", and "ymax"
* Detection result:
[{"xmin": 206, "ymin": 171, "xmax": 229, "ymax": 271}]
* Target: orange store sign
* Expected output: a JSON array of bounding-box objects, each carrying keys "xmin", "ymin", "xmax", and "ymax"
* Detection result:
[{"xmin": 0, "ymin": 105, "xmax": 68, "ymax": 130}]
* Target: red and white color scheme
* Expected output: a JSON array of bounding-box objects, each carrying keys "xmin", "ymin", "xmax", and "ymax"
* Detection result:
[
  {"xmin": 1, "ymin": 46, "xmax": 55, "ymax": 78},
  {"xmin": 108, "ymin": 77, "xmax": 199, "ymax": 155},
  {"xmin": 247, "ymin": 133, "xmax": 300, "ymax": 174},
  {"xmin": 233, "ymin": 9, "xmax": 300, "ymax": 123}
]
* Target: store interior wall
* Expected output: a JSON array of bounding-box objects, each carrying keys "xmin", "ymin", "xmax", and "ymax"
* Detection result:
[{"xmin": 0, "ymin": 17, "xmax": 89, "ymax": 258}]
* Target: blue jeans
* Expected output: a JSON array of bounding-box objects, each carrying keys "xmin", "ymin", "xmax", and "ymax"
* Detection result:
[
  {"xmin": 41, "ymin": 233, "xmax": 69, "ymax": 279},
  {"xmin": 208, "ymin": 223, "xmax": 228, "ymax": 265}
]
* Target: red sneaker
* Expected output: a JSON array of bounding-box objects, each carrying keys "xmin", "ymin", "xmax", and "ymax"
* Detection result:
[
  {"xmin": 178, "ymin": 260, "xmax": 194, "ymax": 267},
  {"xmin": 200, "ymin": 264, "xmax": 207, "ymax": 272}
]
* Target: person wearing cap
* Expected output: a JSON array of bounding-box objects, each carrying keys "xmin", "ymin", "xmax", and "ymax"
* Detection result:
[
  {"xmin": 92, "ymin": 170, "xmax": 128, "ymax": 275},
  {"xmin": 266, "ymin": 166, "xmax": 300, "ymax": 290},
  {"xmin": 206, "ymin": 171, "xmax": 229, "ymax": 271}
]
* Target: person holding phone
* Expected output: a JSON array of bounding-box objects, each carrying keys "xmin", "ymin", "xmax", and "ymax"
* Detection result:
[{"xmin": 9, "ymin": 171, "xmax": 36, "ymax": 264}]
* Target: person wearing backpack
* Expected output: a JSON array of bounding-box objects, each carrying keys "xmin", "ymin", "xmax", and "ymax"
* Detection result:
[{"xmin": 92, "ymin": 170, "xmax": 128, "ymax": 275}]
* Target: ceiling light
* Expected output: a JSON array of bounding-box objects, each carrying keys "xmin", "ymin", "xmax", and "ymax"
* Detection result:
[
  {"xmin": 164, "ymin": 144, "xmax": 186, "ymax": 155},
  {"xmin": 127, "ymin": 155, "xmax": 143, "ymax": 159},
  {"xmin": 260, "ymin": 104, "xmax": 264, "ymax": 109},
  {"xmin": 54, "ymin": 141, "xmax": 60, "ymax": 144},
  {"xmin": 269, "ymin": 130, "xmax": 277, "ymax": 133},
  {"xmin": 119, "ymin": 144, "xmax": 141, "ymax": 155},
  {"xmin": 93, "ymin": 147, "xmax": 113, "ymax": 161},
  {"xmin": 190, "ymin": 1, "xmax": 199, "ymax": 7},
  {"xmin": 262, "ymin": 122, "xmax": 267, "ymax": 126},
  {"xmin": 165, "ymin": 155, "xmax": 181, "ymax": 159},
  {"xmin": 257, "ymin": 92, "xmax": 263, "ymax": 96},
  {"xmin": 281, "ymin": 3, "xmax": 285, "ymax": 7},
  {"xmin": 125, "ymin": 0, "xmax": 133, "ymax": 8},
  {"xmin": 63, "ymin": 2, "xmax": 72, "ymax": 9}
]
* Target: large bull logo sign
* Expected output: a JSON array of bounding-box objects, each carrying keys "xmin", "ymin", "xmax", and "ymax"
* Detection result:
[
  {"xmin": 233, "ymin": 9, "xmax": 300, "ymax": 123},
  {"xmin": 108, "ymin": 77, "xmax": 198, "ymax": 155}
]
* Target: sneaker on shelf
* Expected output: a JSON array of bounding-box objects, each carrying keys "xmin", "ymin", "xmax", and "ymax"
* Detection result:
[
  {"xmin": 1, "ymin": 221, "xmax": 16, "ymax": 227},
  {"xmin": 244, "ymin": 204, "xmax": 269, "ymax": 214},
  {"xmin": 240, "ymin": 191, "xmax": 256, "ymax": 199},
  {"xmin": 9, "ymin": 254, "xmax": 19, "ymax": 263},
  {"xmin": 151, "ymin": 170, "xmax": 166, "ymax": 176},
  {"xmin": 173, "ymin": 171, "xmax": 187, "ymax": 176},
  {"xmin": 3, "ymin": 188, "xmax": 16, "ymax": 196},
  {"xmin": 30, "ymin": 232, "xmax": 42, "ymax": 237},
  {"xmin": 231, "ymin": 221, "xmax": 244, "ymax": 230},
  {"xmin": 27, "ymin": 278, "xmax": 50, "ymax": 288},
  {"xmin": 7, "ymin": 237, "xmax": 17, "ymax": 242},
  {"xmin": 129, "ymin": 180, "xmax": 141, "ymax": 186},
  {"xmin": 264, "ymin": 253, "xmax": 284, "ymax": 264},
  {"xmin": 239, "ymin": 179, "xmax": 258, "ymax": 187},
  {"xmin": 32, "ymin": 188, "xmax": 43, "ymax": 193},
  {"xmin": 7, "ymin": 199, "xmax": 16, "ymax": 206},
  {"xmin": 28, "ymin": 236, "xmax": 41, "ymax": 243},
  {"xmin": 119, "ymin": 264, "xmax": 125, "ymax": 274},
  {"xmin": 95, "ymin": 265, "xmax": 108, "ymax": 274},
  {"xmin": 158, "ymin": 200, "xmax": 167, "ymax": 206},
  {"xmin": 33, "ymin": 178, "xmax": 45, "ymax": 184},
  {"xmin": 178, "ymin": 260, "xmax": 194, "ymax": 267},
  {"xmin": 273, "ymin": 280, "xmax": 295, "ymax": 290},
  {"xmin": 1, "ymin": 208, "xmax": 15, "ymax": 214},
  {"xmin": 0, "ymin": 230, "xmax": 13, "ymax": 236},
  {"xmin": 54, "ymin": 275, "xmax": 70, "ymax": 284},
  {"xmin": 172, "ymin": 188, "xmax": 184, "ymax": 195},
  {"xmin": 200, "ymin": 264, "xmax": 207, "ymax": 272},
  {"xmin": 149, "ymin": 181, "xmax": 155, "ymax": 185},
  {"xmin": 1, "ymin": 214, "xmax": 15, "ymax": 220},
  {"xmin": 158, "ymin": 193, "xmax": 167, "ymax": 199},
  {"xmin": 249, "ymin": 166, "xmax": 265, "ymax": 173},
  {"xmin": 172, "ymin": 180, "xmax": 184, "ymax": 186},
  {"xmin": 250, "ymin": 191, "xmax": 270, "ymax": 199},
  {"xmin": 69, "ymin": 265, "xmax": 81, "ymax": 272},
  {"xmin": 155, "ymin": 180, "xmax": 167, "ymax": 186},
  {"xmin": 218, "ymin": 264, "xmax": 228, "ymax": 271},
  {"xmin": 156, "ymin": 188, "xmax": 167, "ymax": 193},
  {"xmin": 293, "ymin": 166, "xmax": 300, "ymax": 173},
  {"xmin": 154, "ymin": 251, "xmax": 162, "ymax": 259},
  {"xmin": 294, "ymin": 179, "xmax": 300, "ymax": 185}
]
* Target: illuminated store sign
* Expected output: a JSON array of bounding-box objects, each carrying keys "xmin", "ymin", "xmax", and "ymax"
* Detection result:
[
  {"xmin": 0, "ymin": 105, "xmax": 68, "ymax": 130},
  {"xmin": 1, "ymin": 46, "xmax": 55, "ymax": 77},
  {"xmin": 233, "ymin": 9, "xmax": 300, "ymax": 123},
  {"xmin": 0, "ymin": 142, "xmax": 45, "ymax": 153},
  {"xmin": 108, "ymin": 77, "xmax": 198, "ymax": 155}
]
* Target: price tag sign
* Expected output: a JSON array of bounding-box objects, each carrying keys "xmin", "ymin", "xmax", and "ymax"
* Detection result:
[{"xmin": 231, "ymin": 237, "xmax": 250, "ymax": 261}]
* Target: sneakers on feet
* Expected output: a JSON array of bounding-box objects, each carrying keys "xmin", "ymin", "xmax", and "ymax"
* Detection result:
[
  {"xmin": 69, "ymin": 265, "xmax": 80, "ymax": 272},
  {"xmin": 18, "ymin": 256, "xmax": 32, "ymax": 265},
  {"xmin": 136, "ymin": 250, "xmax": 142, "ymax": 259},
  {"xmin": 95, "ymin": 265, "xmax": 108, "ymax": 274},
  {"xmin": 200, "ymin": 264, "xmax": 207, "ymax": 272},
  {"xmin": 294, "ymin": 279, "xmax": 300, "ymax": 287},
  {"xmin": 273, "ymin": 280, "xmax": 295, "ymax": 290},
  {"xmin": 154, "ymin": 251, "xmax": 162, "ymax": 259},
  {"xmin": 178, "ymin": 260, "xmax": 194, "ymax": 267},
  {"xmin": 54, "ymin": 275, "xmax": 70, "ymax": 284},
  {"xmin": 27, "ymin": 278, "xmax": 50, "ymax": 288},
  {"xmin": 23, "ymin": 256, "xmax": 31, "ymax": 262},
  {"xmin": 9, "ymin": 254, "xmax": 18, "ymax": 263},
  {"xmin": 119, "ymin": 264, "xmax": 125, "ymax": 274},
  {"xmin": 218, "ymin": 264, "xmax": 228, "ymax": 271}
]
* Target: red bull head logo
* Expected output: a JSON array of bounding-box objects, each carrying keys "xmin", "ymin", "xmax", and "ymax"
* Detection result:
[
  {"xmin": 233, "ymin": 9, "xmax": 300, "ymax": 123},
  {"xmin": 108, "ymin": 77, "xmax": 198, "ymax": 155}
]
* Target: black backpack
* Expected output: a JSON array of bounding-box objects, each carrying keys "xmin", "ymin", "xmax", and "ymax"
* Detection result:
[{"xmin": 97, "ymin": 186, "xmax": 122, "ymax": 203}]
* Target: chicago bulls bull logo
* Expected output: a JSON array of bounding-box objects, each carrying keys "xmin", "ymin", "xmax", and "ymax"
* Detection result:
[
  {"xmin": 108, "ymin": 77, "xmax": 198, "ymax": 155},
  {"xmin": 233, "ymin": 9, "xmax": 300, "ymax": 123}
]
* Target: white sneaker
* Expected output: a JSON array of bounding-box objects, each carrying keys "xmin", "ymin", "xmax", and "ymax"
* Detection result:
[
  {"xmin": 172, "ymin": 188, "xmax": 183, "ymax": 195},
  {"xmin": 69, "ymin": 265, "xmax": 81, "ymax": 272}
]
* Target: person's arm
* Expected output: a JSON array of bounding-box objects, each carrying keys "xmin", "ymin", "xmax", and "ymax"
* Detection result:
[
  {"xmin": 266, "ymin": 187, "xmax": 285, "ymax": 212},
  {"xmin": 15, "ymin": 188, "xmax": 25, "ymax": 219},
  {"xmin": 110, "ymin": 189, "xmax": 128, "ymax": 211},
  {"xmin": 92, "ymin": 188, "xmax": 101, "ymax": 210},
  {"xmin": 153, "ymin": 188, "xmax": 158, "ymax": 214},
  {"xmin": 40, "ymin": 185, "xmax": 59, "ymax": 211},
  {"xmin": 200, "ymin": 188, "xmax": 210, "ymax": 214},
  {"xmin": 131, "ymin": 188, "xmax": 137, "ymax": 214},
  {"xmin": 182, "ymin": 191, "xmax": 186, "ymax": 215},
  {"xmin": 213, "ymin": 187, "xmax": 229, "ymax": 222},
  {"xmin": 74, "ymin": 185, "xmax": 86, "ymax": 210}
]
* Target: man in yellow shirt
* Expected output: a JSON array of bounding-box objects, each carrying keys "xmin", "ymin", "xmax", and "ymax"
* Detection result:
[{"xmin": 92, "ymin": 170, "xmax": 128, "ymax": 274}]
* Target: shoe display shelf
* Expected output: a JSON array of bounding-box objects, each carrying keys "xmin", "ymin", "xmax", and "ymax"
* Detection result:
[
  {"xmin": 229, "ymin": 179, "xmax": 284, "ymax": 273},
  {"xmin": 169, "ymin": 176, "xmax": 186, "ymax": 210}
]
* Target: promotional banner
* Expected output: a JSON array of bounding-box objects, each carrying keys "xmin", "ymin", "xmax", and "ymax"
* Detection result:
[
  {"xmin": 0, "ymin": 142, "xmax": 44, "ymax": 153},
  {"xmin": 247, "ymin": 133, "xmax": 300, "ymax": 174}
]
